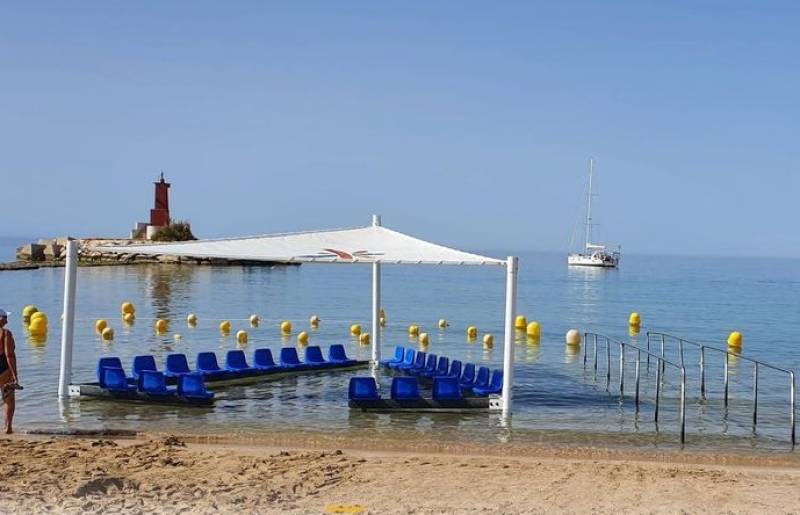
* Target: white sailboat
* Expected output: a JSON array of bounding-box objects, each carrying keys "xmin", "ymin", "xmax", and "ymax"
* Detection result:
[{"xmin": 568, "ymin": 159, "xmax": 621, "ymax": 268}]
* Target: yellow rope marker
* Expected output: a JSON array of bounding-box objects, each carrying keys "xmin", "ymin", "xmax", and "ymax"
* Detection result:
[
  {"xmin": 419, "ymin": 332, "xmax": 429, "ymax": 345},
  {"xmin": 297, "ymin": 331, "xmax": 309, "ymax": 345},
  {"xmin": 438, "ymin": 319, "xmax": 448, "ymax": 329},
  {"xmin": 122, "ymin": 313, "xmax": 135, "ymax": 325},
  {"xmin": 514, "ymin": 315, "xmax": 527, "ymax": 330},
  {"xmin": 236, "ymin": 330, "xmax": 248, "ymax": 344},
  {"xmin": 187, "ymin": 313, "xmax": 198, "ymax": 325},
  {"xmin": 359, "ymin": 333, "xmax": 370, "ymax": 346},
  {"xmin": 219, "ymin": 320, "xmax": 232, "ymax": 334},
  {"xmin": 467, "ymin": 326, "xmax": 478, "ymax": 339},
  {"xmin": 120, "ymin": 301, "xmax": 135, "ymax": 315},
  {"xmin": 565, "ymin": 329, "xmax": 581, "ymax": 346},
  {"xmin": 281, "ymin": 320, "xmax": 292, "ymax": 334},
  {"xmin": 249, "ymin": 314, "xmax": 260, "ymax": 327},
  {"xmin": 310, "ymin": 315, "xmax": 321, "ymax": 328},
  {"xmin": 155, "ymin": 318, "xmax": 169, "ymax": 334},
  {"xmin": 628, "ymin": 312, "xmax": 641, "ymax": 327},
  {"xmin": 526, "ymin": 321, "xmax": 541, "ymax": 339},
  {"xmin": 101, "ymin": 327, "xmax": 114, "ymax": 341},
  {"xmin": 95, "ymin": 319, "xmax": 108, "ymax": 333},
  {"xmin": 350, "ymin": 324, "xmax": 362, "ymax": 336},
  {"xmin": 408, "ymin": 325, "xmax": 419, "ymax": 337},
  {"xmin": 727, "ymin": 331, "xmax": 743, "ymax": 349},
  {"xmin": 483, "ymin": 334, "xmax": 494, "ymax": 349}
]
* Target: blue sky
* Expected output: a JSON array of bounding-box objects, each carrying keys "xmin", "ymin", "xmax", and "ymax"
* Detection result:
[{"xmin": 1, "ymin": 2, "xmax": 797, "ymax": 256}]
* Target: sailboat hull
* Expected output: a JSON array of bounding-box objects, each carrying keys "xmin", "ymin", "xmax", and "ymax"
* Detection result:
[{"xmin": 567, "ymin": 253, "xmax": 619, "ymax": 268}]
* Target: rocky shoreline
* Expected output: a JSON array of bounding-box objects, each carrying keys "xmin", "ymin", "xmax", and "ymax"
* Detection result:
[{"xmin": 3, "ymin": 237, "xmax": 295, "ymax": 271}]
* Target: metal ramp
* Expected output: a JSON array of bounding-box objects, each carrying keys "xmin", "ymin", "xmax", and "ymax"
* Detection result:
[{"xmin": 579, "ymin": 331, "xmax": 796, "ymax": 446}]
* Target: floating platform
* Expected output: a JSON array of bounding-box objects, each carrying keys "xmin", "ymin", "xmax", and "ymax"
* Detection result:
[
  {"xmin": 69, "ymin": 383, "xmax": 214, "ymax": 407},
  {"xmin": 348, "ymin": 396, "xmax": 497, "ymax": 413}
]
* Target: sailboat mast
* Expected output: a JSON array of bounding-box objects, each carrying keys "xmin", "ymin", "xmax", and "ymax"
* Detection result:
[{"xmin": 584, "ymin": 158, "xmax": 594, "ymax": 250}]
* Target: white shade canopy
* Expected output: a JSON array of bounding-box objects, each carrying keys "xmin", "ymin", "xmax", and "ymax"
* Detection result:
[{"xmin": 97, "ymin": 224, "xmax": 505, "ymax": 266}]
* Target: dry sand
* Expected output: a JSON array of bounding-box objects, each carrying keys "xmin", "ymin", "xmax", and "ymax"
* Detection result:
[{"xmin": 1, "ymin": 433, "xmax": 799, "ymax": 514}]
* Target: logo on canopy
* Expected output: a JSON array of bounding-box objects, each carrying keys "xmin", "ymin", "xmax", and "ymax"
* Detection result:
[{"xmin": 296, "ymin": 248, "xmax": 384, "ymax": 262}]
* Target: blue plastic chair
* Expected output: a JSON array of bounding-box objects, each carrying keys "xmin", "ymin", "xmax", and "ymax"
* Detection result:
[
  {"xmin": 413, "ymin": 353, "xmax": 437, "ymax": 376},
  {"xmin": 380, "ymin": 346, "xmax": 405, "ymax": 367},
  {"xmin": 423, "ymin": 356, "xmax": 449, "ymax": 379},
  {"xmin": 400, "ymin": 351, "xmax": 425, "ymax": 372},
  {"xmin": 138, "ymin": 370, "xmax": 176, "ymax": 399},
  {"xmin": 97, "ymin": 357, "xmax": 124, "ymax": 385},
  {"xmin": 279, "ymin": 347, "xmax": 305, "ymax": 369},
  {"xmin": 388, "ymin": 348, "xmax": 415, "ymax": 370},
  {"xmin": 391, "ymin": 377, "xmax": 421, "ymax": 400},
  {"xmin": 132, "ymin": 355, "xmax": 158, "ymax": 380},
  {"xmin": 473, "ymin": 370, "xmax": 503, "ymax": 396},
  {"xmin": 178, "ymin": 373, "xmax": 215, "ymax": 400},
  {"xmin": 196, "ymin": 352, "xmax": 228, "ymax": 378},
  {"xmin": 305, "ymin": 346, "xmax": 333, "ymax": 368},
  {"xmin": 253, "ymin": 348, "xmax": 278, "ymax": 370},
  {"xmin": 433, "ymin": 377, "xmax": 462, "ymax": 400},
  {"xmin": 225, "ymin": 350, "xmax": 256, "ymax": 374},
  {"xmin": 165, "ymin": 354, "xmax": 191, "ymax": 378},
  {"xmin": 101, "ymin": 367, "xmax": 134, "ymax": 393},
  {"xmin": 447, "ymin": 360, "xmax": 462, "ymax": 379},
  {"xmin": 459, "ymin": 363, "xmax": 476, "ymax": 389},
  {"xmin": 348, "ymin": 377, "xmax": 380, "ymax": 401},
  {"xmin": 328, "ymin": 344, "xmax": 356, "ymax": 365},
  {"xmin": 472, "ymin": 366, "xmax": 491, "ymax": 390}
]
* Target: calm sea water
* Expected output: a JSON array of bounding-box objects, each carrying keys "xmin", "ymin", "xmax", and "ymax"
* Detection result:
[{"xmin": 1, "ymin": 239, "xmax": 799, "ymax": 451}]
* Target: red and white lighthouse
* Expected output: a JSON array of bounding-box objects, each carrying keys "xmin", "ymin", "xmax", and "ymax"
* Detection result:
[{"xmin": 150, "ymin": 172, "xmax": 171, "ymax": 227}]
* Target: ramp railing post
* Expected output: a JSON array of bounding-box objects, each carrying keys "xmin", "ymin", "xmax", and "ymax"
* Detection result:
[{"xmin": 634, "ymin": 348, "xmax": 641, "ymax": 410}]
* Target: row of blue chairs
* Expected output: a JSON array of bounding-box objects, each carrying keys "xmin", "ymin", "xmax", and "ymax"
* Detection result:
[
  {"xmin": 349, "ymin": 376, "xmax": 465, "ymax": 402},
  {"xmin": 97, "ymin": 345, "xmax": 357, "ymax": 385},
  {"xmin": 380, "ymin": 346, "xmax": 502, "ymax": 396},
  {"xmin": 100, "ymin": 367, "xmax": 213, "ymax": 401}
]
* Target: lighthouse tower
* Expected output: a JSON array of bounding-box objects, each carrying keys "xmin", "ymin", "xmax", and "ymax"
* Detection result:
[{"xmin": 150, "ymin": 172, "xmax": 171, "ymax": 227}]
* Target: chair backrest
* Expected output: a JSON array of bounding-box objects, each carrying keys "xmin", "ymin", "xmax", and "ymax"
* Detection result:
[
  {"xmin": 424, "ymin": 354, "xmax": 437, "ymax": 370},
  {"xmin": 97, "ymin": 357, "xmax": 123, "ymax": 383},
  {"xmin": 328, "ymin": 344, "xmax": 350, "ymax": 362},
  {"xmin": 475, "ymin": 366, "xmax": 491, "ymax": 387},
  {"xmin": 253, "ymin": 348, "xmax": 275, "ymax": 367},
  {"xmin": 461, "ymin": 363, "xmax": 476, "ymax": 382},
  {"xmin": 391, "ymin": 346, "xmax": 404, "ymax": 361},
  {"xmin": 490, "ymin": 370, "xmax": 503, "ymax": 388},
  {"xmin": 402, "ymin": 348, "xmax": 415, "ymax": 365},
  {"xmin": 178, "ymin": 373, "xmax": 207, "ymax": 396},
  {"xmin": 280, "ymin": 347, "xmax": 301, "ymax": 365},
  {"xmin": 413, "ymin": 351, "xmax": 426, "ymax": 368},
  {"xmin": 391, "ymin": 377, "xmax": 420, "ymax": 400},
  {"xmin": 433, "ymin": 377, "xmax": 462, "ymax": 400},
  {"xmin": 305, "ymin": 346, "xmax": 326, "ymax": 363},
  {"xmin": 197, "ymin": 352, "xmax": 221, "ymax": 372},
  {"xmin": 166, "ymin": 354, "xmax": 191, "ymax": 374},
  {"xmin": 348, "ymin": 377, "xmax": 379, "ymax": 400},
  {"xmin": 226, "ymin": 350, "xmax": 250, "ymax": 369},
  {"xmin": 139, "ymin": 370, "xmax": 168, "ymax": 393},
  {"xmin": 101, "ymin": 367, "xmax": 128, "ymax": 389},
  {"xmin": 449, "ymin": 359, "xmax": 462, "ymax": 378},
  {"xmin": 435, "ymin": 356, "xmax": 449, "ymax": 375},
  {"xmin": 132, "ymin": 355, "xmax": 157, "ymax": 378}
]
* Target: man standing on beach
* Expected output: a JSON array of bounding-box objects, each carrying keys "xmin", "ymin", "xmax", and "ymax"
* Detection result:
[{"xmin": 0, "ymin": 309, "xmax": 20, "ymax": 434}]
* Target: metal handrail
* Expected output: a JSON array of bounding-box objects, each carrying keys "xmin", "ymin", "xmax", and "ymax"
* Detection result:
[
  {"xmin": 647, "ymin": 331, "xmax": 796, "ymax": 444},
  {"xmin": 584, "ymin": 332, "xmax": 686, "ymax": 444}
]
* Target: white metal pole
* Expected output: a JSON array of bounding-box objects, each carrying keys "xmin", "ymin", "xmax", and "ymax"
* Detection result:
[
  {"xmin": 371, "ymin": 214, "xmax": 382, "ymax": 365},
  {"xmin": 58, "ymin": 240, "xmax": 79, "ymax": 397},
  {"xmin": 585, "ymin": 158, "xmax": 594, "ymax": 249},
  {"xmin": 501, "ymin": 256, "xmax": 518, "ymax": 417}
]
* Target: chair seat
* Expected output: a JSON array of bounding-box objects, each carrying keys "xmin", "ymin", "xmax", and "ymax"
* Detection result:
[{"xmin": 472, "ymin": 385, "xmax": 502, "ymax": 396}]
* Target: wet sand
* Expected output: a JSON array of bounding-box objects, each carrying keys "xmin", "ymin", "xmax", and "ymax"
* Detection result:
[{"xmin": 1, "ymin": 432, "xmax": 799, "ymax": 514}]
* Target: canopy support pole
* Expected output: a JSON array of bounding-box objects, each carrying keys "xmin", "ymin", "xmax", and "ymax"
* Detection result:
[
  {"xmin": 502, "ymin": 256, "xmax": 518, "ymax": 418},
  {"xmin": 371, "ymin": 215, "xmax": 382, "ymax": 366},
  {"xmin": 58, "ymin": 240, "xmax": 78, "ymax": 398}
]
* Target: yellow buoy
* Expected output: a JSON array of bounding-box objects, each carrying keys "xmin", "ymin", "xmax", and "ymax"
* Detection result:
[
  {"xmin": 249, "ymin": 314, "xmax": 260, "ymax": 327},
  {"xmin": 467, "ymin": 326, "xmax": 478, "ymax": 339},
  {"xmin": 297, "ymin": 331, "xmax": 309, "ymax": 345},
  {"xmin": 483, "ymin": 334, "xmax": 494, "ymax": 349},
  {"xmin": 122, "ymin": 312, "xmax": 135, "ymax": 325},
  {"xmin": 28, "ymin": 318, "xmax": 47, "ymax": 335},
  {"xmin": 101, "ymin": 327, "xmax": 114, "ymax": 341},
  {"xmin": 187, "ymin": 313, "xmax": 198, "ymax": 325},
  {"xmin": 173, "ymin": 333, "xmax": 182, "ymax": 341},
  {"xmin": 31, "ymin": 312, "xmax": 48, "ymax": 325},
  {"xmin": 155, "ymin": 318, "xmax": 169, "ymax": 333},
  {"xmin": 566, "ymin": 329, "xmax": 581, "ymax": 346},
  {"xmin": 359, "ymin": 333, "xmax": 370, "ymax": 346},
  {"xmin": 515, "ymin": 315, "xmax": 527, "ymax": 330},
  {"xmin": 629, "ymin": 312, "xmax": 641, "ymax": 327},
  {"xmin": 350, "ymin": 324, "xmax": 362, "ymax": 336},
  {"xmin": 219, "ymin": 320, "xmax": 232, "ymax": 334},
  {"xmin": 380, "ymin": 308, "xmax": 386, "ymax": 320},
  {"xmin": 236, "ymin": 330, "xmax": 248, "ymax": 344},
  {"xmin": 408, "ymin": 325, "xmax": 420, "ymax": 337},
  {"xmin": 95, "ymin": 319, "xmax": 108, "ymax": 333},
  {"xmin": 309, "ymin": 315, "xmax": 321, "ymax": 328},
  {"xmin": 526, "ymin": 321, "xmax": 541, "ymax": 338},
  {"xmin": 120, "ymin": 302, "xmax": 135, "ymax": 315},
  {"xmin": 281, "ymin": 320, "xmax": 292, "ymax": 334},
  {"xmin": 727, "ymin": 331, "xmax": 743, "ymax": 349},
  {"xmin": 22, "ymin": 305, "xmax": 39, "ymax": 320},
  {"xmin": 419, "ymin": 332, "xmax": 429, "ymax": 345},
  {"xmin": 438, "ymin": 319, "xmax": 448, "ymax": 329},
  {"xmin": 380, "ymin": 317, "xmax": 386, "ymax": 327}
]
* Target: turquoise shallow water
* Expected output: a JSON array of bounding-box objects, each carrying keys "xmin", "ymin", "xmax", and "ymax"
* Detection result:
[{"xmin": 1, "ymin": 242, "xmax": 799, "ymax": 451}]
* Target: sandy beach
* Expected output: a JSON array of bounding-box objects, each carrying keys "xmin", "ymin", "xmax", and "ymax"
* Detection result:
[{"xmin": 1, "ymin": 432, "xmax": 798, "ymax": 514}]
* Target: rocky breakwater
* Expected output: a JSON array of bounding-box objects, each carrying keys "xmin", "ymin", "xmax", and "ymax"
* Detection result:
[{"xmin": 4, "ymin": 237, "xmax": 294, "ymax": 270}]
